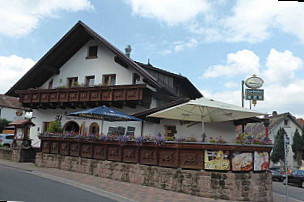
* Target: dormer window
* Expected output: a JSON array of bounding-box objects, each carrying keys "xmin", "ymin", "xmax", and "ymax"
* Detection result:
[{"xmin": 86, "ymin": 46, "xmax": 98, "ymax": 59}]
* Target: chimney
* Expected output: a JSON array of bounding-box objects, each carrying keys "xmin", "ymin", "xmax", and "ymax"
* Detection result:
[
  {"xmin": 272, "ymin": 111, "xmax": 278, "ymax": 117},
  {"xmin": 125, "ymin": 45, "xmax": 132, "ymax": 58}
]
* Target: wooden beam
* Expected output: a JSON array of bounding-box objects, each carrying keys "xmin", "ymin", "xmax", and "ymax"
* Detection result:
[
  {"xmin": 59, "ymin": 103, "xmax": 66, "ymax": 109},
  {"xmin": 114, "ymin": 56, "xmax": 128, "ymax": 69},
  {"xmin": 112, "ymin": 102, "xmax": 123, "ymax": 109},
  {"xmin": 126, "ymin": 101, "xmax": 137, "ymax": 109},
  {"xmin": 42, "ymin": 65, "xmax": 60, "ymax": 75},
  {"xmin": 69, "ymin": 103, "xmax": 76, "ymax": 109}
]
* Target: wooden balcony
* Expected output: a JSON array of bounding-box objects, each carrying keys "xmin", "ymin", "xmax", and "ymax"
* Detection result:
[{"xmin": 17, "ymin": 84, "xmax": 151, "ymax": 109}]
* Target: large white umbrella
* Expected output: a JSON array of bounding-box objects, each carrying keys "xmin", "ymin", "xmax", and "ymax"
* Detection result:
[{"xmin": 148, "ymin": 97, "xmax": 266, "ymax": 128}]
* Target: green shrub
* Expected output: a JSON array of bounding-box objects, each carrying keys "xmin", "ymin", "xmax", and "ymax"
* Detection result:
[{"xmin": 47, "ymin": 121, "xmax": 62, "ymax": 133}]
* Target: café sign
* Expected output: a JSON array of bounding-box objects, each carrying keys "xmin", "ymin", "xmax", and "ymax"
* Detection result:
[{"xmin": 245, "ymin": 75, "xmax": 264, "ymax": 89}]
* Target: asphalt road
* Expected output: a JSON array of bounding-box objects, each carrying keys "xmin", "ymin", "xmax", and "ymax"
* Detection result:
[
  {"xmin": 273, "ymin": 181, "xmax": 304, "ymax": 201},
  {"xmin": 0, "ymin": 165, "xmax": 116, "ymax": 202}
]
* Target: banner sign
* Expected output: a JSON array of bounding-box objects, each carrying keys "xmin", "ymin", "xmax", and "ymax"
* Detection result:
[
  {"xmin": 245, "ymin": 89, "xmax": 264, "ymax": 100},
  {"xmin": 204, "ymin": 150, "xmax": 230, "ymax": 170},
  {"xmin": 232, "ymin": 152, "xmax": 253, "ymax": 171},
  {"xmin": 254, "ymin": 151, "xmax": 269, "ymax": 171}
]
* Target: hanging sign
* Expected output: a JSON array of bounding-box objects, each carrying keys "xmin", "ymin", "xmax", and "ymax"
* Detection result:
[
  {"xmin": 245, "ymin": 89, "xmax": 264, "ymax": 100},
  {"xmin": 245, "ymin": 75, "xmax": 264, "ymax": 89}
]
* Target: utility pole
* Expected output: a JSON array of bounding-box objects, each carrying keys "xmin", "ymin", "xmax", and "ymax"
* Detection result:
[{"xmin": 284, "ymin": 132, "xmax": 289, "ymax": 202}]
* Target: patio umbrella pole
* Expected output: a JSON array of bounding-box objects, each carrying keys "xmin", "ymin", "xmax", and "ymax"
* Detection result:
[{"xmin": 202, "ymin": 121, "xmax": 205, "ymax": 136}]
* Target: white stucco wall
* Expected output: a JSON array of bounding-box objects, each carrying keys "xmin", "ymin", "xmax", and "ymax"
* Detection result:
[
  {"xmin": 142, "ymin": 120, "xmax": 236, "ymax": 142},
  {"xmin": 268, "ymin": 119, "xmax": 302, "ymax": 169},
  {"xmin": 0, "ymin": 107, "xmax": 25, "ymax": 121},
  {"xmin": 41, "ymin": 40, "xmax": 144, "ymax": 89},
  {"xmin": 30, "ymin": 105, "xmax": 145, "ymax": 148}
]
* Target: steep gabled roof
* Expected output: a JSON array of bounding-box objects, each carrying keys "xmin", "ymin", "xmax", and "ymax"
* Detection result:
[
  {"xmin": 0, "ymin": 94, "xmax": 21, "ymax": 109},
  {"xmin": 136, "ymin": 62, "xmax": 202, "ymax": 99},
  {"xmin": 6, "ymin": 21, "xmax": 166, "ymax": 97},
  {"xmin": 243, "ymin": 112, "xmax": 303, "ymax": 137}
]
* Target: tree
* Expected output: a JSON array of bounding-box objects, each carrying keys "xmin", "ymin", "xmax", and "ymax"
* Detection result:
[
  {"xmin": 271, "ymin": 128, "xmax": 286, "ymax": 168},
  {"xmin": 292, "ymin": 129, "xmax": 303, "ymax": 168},
  {"xmin": 47, "ymin": 120, "xmax": 62, "ymax": 133},
  {"xmin": 0, "ymin": 118, "xmax": 10, "ymax": 133}
]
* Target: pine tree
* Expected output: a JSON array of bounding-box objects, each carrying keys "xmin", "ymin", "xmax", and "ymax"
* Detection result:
[
  {"xmin": 292, "ymin": 129, "xmax": 303, "ymax": 167},
  {"xmin": 271, "ymin": 128, "xmax": 286, "ymax": 167}
]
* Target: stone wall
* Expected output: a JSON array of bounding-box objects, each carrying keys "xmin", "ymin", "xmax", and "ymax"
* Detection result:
[
  {"xmin": 0, "ymin": 147, "xmax": 36, "ymax": 162},
  {"xmin": 0, "ymin": 148, "xmax": 12, "ymax": 160},
  {"xmin": 36, "ymin": 153, "xmax": 273, "ymax": 201}
]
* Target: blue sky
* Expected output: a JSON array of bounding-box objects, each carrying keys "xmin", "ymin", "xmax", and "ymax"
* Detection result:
[{"xmin": 1, "ymin": 0, "xmax": 304, "ymax": 117}]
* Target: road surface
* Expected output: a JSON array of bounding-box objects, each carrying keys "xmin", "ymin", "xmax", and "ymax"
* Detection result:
[
  {"xmin": 273, "ymin": 181, "xmax": 304, "ymax": 201},
  {"xmin": 0, "ymin": 165, "xmax": 116, "ymax": 202}
]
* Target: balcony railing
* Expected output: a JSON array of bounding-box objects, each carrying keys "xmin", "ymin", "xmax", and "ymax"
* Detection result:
[{"xmin": 17, "ymin": 84, "xmax": 151, "ymax": 108}]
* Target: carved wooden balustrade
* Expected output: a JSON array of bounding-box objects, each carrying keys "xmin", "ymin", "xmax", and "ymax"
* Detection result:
[
  {"xmin": 17, "ymin": 84, "xmax": 151, "ymax": 109},
  {"xmin": 40, "ymin": 137, "xmax": 273, "ymax": 171}
]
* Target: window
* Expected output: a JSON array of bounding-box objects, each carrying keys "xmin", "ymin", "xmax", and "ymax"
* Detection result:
[
  {"xmin": 42, "ymin": 122, "xmax": 50, "ymax": 133},
  {"xmin": 67, "ymin": 77, "xmax": 78, "ymax": 88},
  {"xmin": 133, "ymin": 73, "xmax": 140, "ymax": 84},
  {"xmin": 85, "ymin": 76, "xmax": 95, "ymax": 87},
  {"xmin": 5, "ymin": 135, "xmax": 14, "ymax": 140},
  {"xmin": 164, "ymin": 125, "xmax": 177, "ymax": 138},
  {"xmin": 102, "ymin": 74, "xmax": 116, "ymax": 86},
  {"xmin": 126, "ymin": 126, "xmax": 136, "ymax": 136},
  {"xmin": 284, "ymin": 119, "xmax": 288, "ymax": 126},
  {"xmin": 48, "ymin": 79, "xmax": 53, "ymax": 89},
  {"xmin": 86, "ymin": 46, "xmax": 98, "ymax": 59},
  {"xmin": 89, "ymin": 122, "xmax": 99, "ymax": 135}
]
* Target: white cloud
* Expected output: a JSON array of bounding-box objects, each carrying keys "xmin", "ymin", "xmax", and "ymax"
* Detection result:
[
  {"xmin": 0, "ymin": 55, "xmax": 35, "ymax": 93},
  {"xmin": 203, "ymin": 49, "xmax": 259, "ymax": 78},
  {"xmin": 173, "ymin": 38, "xmax": 199, "ymax": 52},
  {"xmin": 125, "ymin": 0, "xmax": 210, "ymax": 26},
  {"xmin": 225, "ymin": 82, "xmax": 238, "ymax": 89},
  {"xmin": 160, "ymin": 50, "xmax": 173, "ymax": 55},
  {"xmin": 0, "ymin": 0, "xmax": 93, "ymax": 37},
  {"xmin": 200, "ymin": 48, "xmax": 304, "ymax": 117},
  {"xmin": 220, "ymin": 0, "xmax": 304, "ymax": 43},
  {"xmin": 263, "ymin": 49, "xmax": 303, "ymax": 85},
  {"xmin": 202, "ymin": 80, "xmax": 304, "ymax": 118}
]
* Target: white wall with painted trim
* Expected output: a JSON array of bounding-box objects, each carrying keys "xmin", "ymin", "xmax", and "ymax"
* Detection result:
[
  {"xmin": 41, "ymin": 40, "xmax": 144, "ymax": 89},
  {"xmin": 0, "ymin": 107, "xmax": 25, "ymax": 122}
]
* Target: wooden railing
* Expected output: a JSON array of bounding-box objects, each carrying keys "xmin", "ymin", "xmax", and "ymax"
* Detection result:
[
  {"xmin": 17, "ymin": 84, "xmax": 149, "ymax": 105},
  {"xmin": 40, "ymin": 137, "xmax": 273, "ymax": 171}
]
